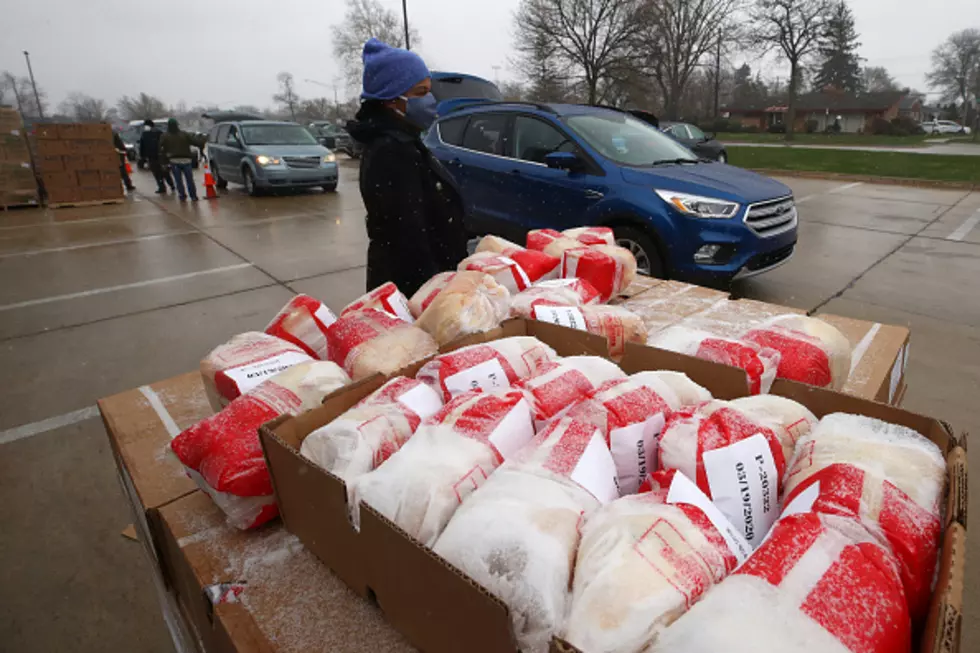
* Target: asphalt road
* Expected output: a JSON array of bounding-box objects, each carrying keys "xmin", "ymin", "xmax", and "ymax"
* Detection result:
[
  {"xmin": 724, "ymin": 140, "xmax": 980, "ymax": 155},
  {"xmin": 1, "ymin": 159, "xmax": 977, "ymax": 652}
]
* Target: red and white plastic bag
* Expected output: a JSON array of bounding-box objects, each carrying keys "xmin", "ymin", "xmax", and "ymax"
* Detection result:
[
  {"xmin": 299, "ymin": 376, "xmax": 444, "ymax": 483},
  {"xmin": 433, "ymin": 413, "xmax": 614, "ymax": 653},
  {"xmin": 518, "ymin": 356, "xmax": 626, "ymax": 428},
  {"xmin": 200, "ymin": 332, "xmax": 313, "ymax": 412},
  {"xmin": 476, "ymin": 235, "xmax": 561, "ymax": 282},
  {"xmin": 340, "ymin": 281, "xmax": 414, "ymax": 323},
  {"xmin": 416, "ymin": 336, "xmax": 558, "ymax": 402},
  {"xmin": 264, "ymin": 294, "xmax": 337, "ymax": 361},
  {"xmin": 527, "ymin": 228, "xmax": 591, "ymax": 259},
  {"xmin": 350, "ymin": 388, "xmax": 535, "ymax": 545},
  {"xmin": 650, "ymin": 325, "xmax": 781, "ymax": 394},
  {"xmin": 563, "ymin": 471, "xmax": 746, "ymax": 653},
  {"xmin": 326, "ymin": 308, "xmax": 438, "ymax": 381},
  {"xmin": 652, "ymin": 512, "xmax": 912, "ymax": 653},
  {"xmin": 561, "ymin": 244, "xmax": 638, "ymax": 302},
  {"xmin": 530, "ymin": 303, "xmax": 647, "ymax": 360},
  {"xmin": 743, "ymin": 314, "xmax": 852, "ymax": 390},
  {"xmin": 458, "ymin": 251, "xmax": 532, "ymax": 294},
  {"xmin": 563, "ymin": 226, "xmax": 616, "ymax": 246},
  {"xmin": 509, "ymin": 278, "xmax": 601, "ymax": 319},
  {"xmin": 171, "ymin": 361, "xmax": 350, "ymax": 529},
  {"xmin": 783, "ymin": 413, "xmax": 945, "ymax": 620},
  {"xmin": 657, "ymin": 396, "xmax": 816, "ymax": 547},
  {"xmin": 408, "ymin": 271, "xmax": 457, "ymax": 319},
  {"xmin": 414, "ymin": 271, "xmax": 511, "ymax": 346}
]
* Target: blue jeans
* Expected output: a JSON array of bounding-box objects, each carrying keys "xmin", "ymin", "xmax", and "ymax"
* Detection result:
[{"xmin": 170, "ymin": 162, "xmax": 197, "ymax": 200}]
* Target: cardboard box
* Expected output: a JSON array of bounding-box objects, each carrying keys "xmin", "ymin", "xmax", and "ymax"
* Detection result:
[
  {"xmin": 57, "ymin": 123, "xmax": 87, "ymax": 140},
  {"xmin": 35, "ymin": 139, "xmax": 71, "ymax": 157},
  {"xmin": 0, "ymin": 189, "xmax": 39, "ymax": 207},
  {"xmin": 46, "ymin": 186, "xmax": 83, "ymax": 204},
  {"xmin": 41, "ymin": 170, "xmax": 77, "ymax": 189},
  {"xmin": 0, "ymin": 108, "xmax": 21, "ymax": 131},
  {"xmin": 62, "ymin": 154, "xmax": 87, "ymax": 171},
  {"xmin": 86, "ymin": 153, "xmax": 118, "ymax": 172},
  {"xmin": 79, "ymin": 185, "xmax": 105, "ymax": 201},
  {"xmin": 672, "ymin": 297, "xmax": 806, "ymax": 339},
  {"xmin": 100, "ymin": 182, "xmax": 124, "ymax": 199},
  {"xmin": 815, "ymin": 313, "xmax": 911, "ymax": 406},
  {"xmin": 611, "ymin": 274, "xmax": 664, "ymax": 302},
  {"xmin": 617, "ymin": 280, "xmax": 729, "ymax": 336},
  {"xmin": 76, "ymin": 123, "xmax": 112, "ymax": 140},
  {"xmin": 261, "ymin": 323, "xmax": 966, "ymax": 653},
  {"xmin": 35, "ymin": 154, "xmax": 65, "ymax": 172},
  {"xmin": 33, "ymin": 123, "xmax": 60, "ymax": 139},
  {"xmin": 76, "ymin": 169, "xmax": 101, "ymax": 186}
]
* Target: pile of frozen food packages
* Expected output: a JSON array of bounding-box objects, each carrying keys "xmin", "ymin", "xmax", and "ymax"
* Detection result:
[{"xmin": 164, "ymin": 226, "xmax": 964, "ymax": 653}]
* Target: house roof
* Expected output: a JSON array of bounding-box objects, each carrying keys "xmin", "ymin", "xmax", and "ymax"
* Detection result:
[
  {"xmin": 727, "ymin": 91, "xmax": 909, "ymax": 114},
  {"xmin": 898, "ymin": 95, "xmax": 923, "ymax": 110}
]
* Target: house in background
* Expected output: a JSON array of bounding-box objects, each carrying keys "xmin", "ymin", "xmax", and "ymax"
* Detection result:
[{"xmin": 726, "ymin": 91, "xmax": 917, "ymax": 132}]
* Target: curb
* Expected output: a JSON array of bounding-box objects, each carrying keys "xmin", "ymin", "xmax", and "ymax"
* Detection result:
[{"xmin": 745, "ymin": 168, "xmax": 979, "ymax": 191}]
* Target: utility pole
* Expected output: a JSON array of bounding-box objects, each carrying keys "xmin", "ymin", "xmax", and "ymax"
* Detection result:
[
  {"xmin": 402, "ymin": 0, "xmax": 411, "ymax": 50},
  {"xmin": 713, "ymin": 35, "xmax": 721, "ymax": 118},
  {"xmin": 22, "ymin": 51, "xmax": 44, "ymax": 120}
]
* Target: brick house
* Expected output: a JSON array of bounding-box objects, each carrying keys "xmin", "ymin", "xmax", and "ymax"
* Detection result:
[{"xmin": 725, "ymin": 91, "xmax": 914, "ymax": 133}]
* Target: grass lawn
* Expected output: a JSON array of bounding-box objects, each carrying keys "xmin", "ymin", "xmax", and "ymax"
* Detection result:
[
  {"xmin": 728, "ymin": 146, "xmax": 980, "ymax": 184},
  {"xmin": 717, "ymin": 132, "xmax": 933, "ymax": 146}
]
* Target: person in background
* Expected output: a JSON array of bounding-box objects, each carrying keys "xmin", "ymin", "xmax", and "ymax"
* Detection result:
[
  {"xmin": 346, "ymin": 38, "xmax": 467, "ymax": 297},
  {"xmin": 112, "ymin": 130, "xmax": 135, "ymax": 191},
  {"xmin": 159, "ymin": 118, "xmax": 205, "ymax": 201},
  {"xmin": 139, "ymin": 119, "xmax": 174, "ymax": 194}
]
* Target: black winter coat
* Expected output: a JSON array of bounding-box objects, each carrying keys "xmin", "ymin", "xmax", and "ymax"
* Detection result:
[
  {"xmin": 139, "ymin": 128, "xmax": 163, "ymax": 161},
  {"xmin": 347, "ymin": 102, "xmax": 468, "ymax": 297}
]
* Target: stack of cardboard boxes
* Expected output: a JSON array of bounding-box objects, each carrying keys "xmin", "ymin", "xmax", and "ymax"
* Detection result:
[
  {"xmin": 0, "ymin": 107, "xmax": 39, "ymax": 209},
  {"xmin": 33, "ymin": 122, "xmax": 124, "ymax": 206}
]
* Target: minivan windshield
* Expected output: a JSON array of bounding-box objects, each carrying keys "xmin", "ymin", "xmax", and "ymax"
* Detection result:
[
  {"xmin": 564, "ymin": 112, "xmax": 698, "ymax": 167},
  {"xmin": 242, "ymin": 124, "xmax": 318, "ymax": 146}
]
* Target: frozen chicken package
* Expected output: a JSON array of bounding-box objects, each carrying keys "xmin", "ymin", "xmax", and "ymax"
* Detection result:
[
  {"xmin": 743, "ymin": 314, "xmax": 852, "ymax": 390},
  {"xmin": 433, "ymin": 411, "xmax": 617, "ymax": 653},
  {"xmin": 299, "ymin": 376, "xmax": 444, "ymax": 483},
  {"xmin": 509, "ymin": 278, "xmax": 601, "ymax": 319},
  {"xmin": 171, "ymin": 361, "xmax": 350, "ymax": 529},
  {"xmin": 657, "ymin": 395, "xmax": 816, "ymax": 547},
  {"xmin": 475, "ymin": 235, "xmax": 561, "ymax": 282},
  {"xmin": 414, "ymin": 271, "xmax": 510, "ymax": 346},
  {"xmin": 517, "ymin": 355, "xmax": 626, "ymax": 428},
  {"xmin": 326, "ymin": 308, "xmax": 438, "ymax": 381},
  {"xmin": 561, "ymin": 244, "xmax": 638, "ymax": 302},
  {"xmin": 458, "ymin": 251, "xmax": 532, "ymax": 294},
  {"xmin": 563, "ymin": 226, "xmax": 616, "ymax": 246},
  {"xmin": 350, "ymin": 388, "xmax": 535, "ymax": 546},
  {"xmin": 408, "ymin": 271, "xmax": 456, "ymax": 319},
  {"xmin": 782, "ymin": 413, "xmax": 945, "ymax": 620},
  {"xmin": 652, "ymin": 512, "xmax": 912, "ymax": 653},
  {"xmin": 650, "ymin": 325, "xmax": 781, "ymax": 394},
  {"xmin": 340, "ymin": 281, "xmax": 414, "ymax": 323},
  {"xmin": 415, "ymin": 336, "xmax": 558, "ymax": 402},
  {"xmin": 563, "ymin": 470, "xmax": 747, "ymax": 653},
  {"xmin": 529, "ymin": 303, "xmax": 647, "ymax": 360},
  {"xmin": 527, "ymin": 228, "xmax": 591, "ymax": 259},
  {"xmin": 264, "ymin": 294, "xmax": 337, "ymax": 360},
  {"xmin": 200, "ymin": 331, "xmax": 314, "ymax": 412}
]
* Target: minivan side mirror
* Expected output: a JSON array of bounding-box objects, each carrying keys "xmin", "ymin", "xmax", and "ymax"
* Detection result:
[{"xmin": 545, "ymin": 151, "xmax": 582, "ymax": 172}]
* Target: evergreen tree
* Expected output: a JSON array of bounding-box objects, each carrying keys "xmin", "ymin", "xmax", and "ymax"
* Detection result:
[{"xmin": 813, "ymin": 1, "xmax": 864, "ymax": 92}]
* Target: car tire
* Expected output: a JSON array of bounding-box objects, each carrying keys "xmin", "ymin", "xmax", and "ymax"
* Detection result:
[
  {"xmin": 717, "ymin": 151, "xmax": 727, "ymax": 163},
  {"xmin": 212, "ymin": 162, "xmax": 229, "ymax": 190},
  {"xmin": 242, "ymin": 167, "xmax": 261, "ymax": 197},
  {"xmin": 322, "ymin": 182, "xmax": 338, "ymax": 193},
  {"xmin": 614, "ymin": 226, "xmax": 665, "ymax": 278}
]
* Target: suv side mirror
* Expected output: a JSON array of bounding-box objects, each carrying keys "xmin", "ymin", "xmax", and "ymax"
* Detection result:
[{"xmin": 545, "ymin": 151, "xmax": 582, "ymax": 172}]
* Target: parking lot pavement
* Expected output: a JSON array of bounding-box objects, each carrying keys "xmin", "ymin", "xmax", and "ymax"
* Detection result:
[{"xmin": 0, "ymin": 162, "xmax": 977, "ymax": 652}]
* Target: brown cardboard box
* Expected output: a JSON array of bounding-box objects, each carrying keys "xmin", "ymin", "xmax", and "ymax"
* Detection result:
[
  {"xmin": 86, "ymin": 153, "xmax": 118, "ymax": 172},
  {"xmin": 57, "ymin": 123, "xmax": 87, "ymax": 140},
  {"xmin": 79, "ymin": 185, "xmax": 105, "ymax": 201},
  {"xmin": 76, "ymin": 169, "xmax": 101, "ymax": 186},
  {"xmin": 41, "ymin": 170, "xmax": 77, "ymax": 189},
  {"xmin": 35, "ymin": 139, "xmax": 71, "ymax": 157},
  {"xmin": 0, "ymin": 108, "xmax": 21, "ymax": 131},
  {"xmin": 1, "ymin": 189, "xmax": 38, "ymax": 207},
  {"xmin": 62, "ymin": 154, "xmax": 87, "ymax": 171},
  {"xmin": 46, "ymin": 186, "xmax": 83, "ymax": 204},
  {"xmin": 610, "ymin": 274, "xmax": 664, "ymax": 302},
  {"xmin": 617, "ymin": 280, "xmax": 729, "ymax": 336},
  {"xmin": 36, "ymin": 154, "xmax": 65, "ymax": 172},
  {"xmin": 670, "ymin": 297, "xmax": 806, "ymax": 340},
  {"xmin": 33, "ymin": 123, "xmax": 60, "ymax": 139},
  {"xmin": 0, "ymin": 161, "xmax": 35, "ymax": 187},
  {"xmin": 76, "ymin": 123, "xmax": 112, "ymax": 140},
  {"xmin": 815, "ymin": 312, "xmax": 911, "ymax": 406},
  {"xmin": 100, "ymin": 182, "xmax": 124, "ymax": 199}
]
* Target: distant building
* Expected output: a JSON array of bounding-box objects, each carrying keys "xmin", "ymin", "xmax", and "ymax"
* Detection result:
[{"xmin": 725, "ymin": 91, "xmax": 919, "ymax": 133}]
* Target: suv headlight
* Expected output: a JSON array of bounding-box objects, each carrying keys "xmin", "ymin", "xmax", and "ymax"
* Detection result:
[
  {"xmin": 255, "ymin": 155, "xmax": 281, "ymax": 166},
  {"xmin": 654, "ymin": 189, "xmax": 740, "ymax": 219},
  {"xmin": 323, "ymin": 153, "xmax": 336, "ymax": 164}
]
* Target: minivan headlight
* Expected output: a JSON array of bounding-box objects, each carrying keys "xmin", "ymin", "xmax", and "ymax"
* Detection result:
[
  {"xmin": 255, "ymin": 155, "xmax": 281, "ymax": 166},
  {"xmin": 654, "ymin": 189, "xmax": 740, "ymax": 219},
  {"xmin": 323, "ymin": 153, "xmax": 336, "ymax": 164}
]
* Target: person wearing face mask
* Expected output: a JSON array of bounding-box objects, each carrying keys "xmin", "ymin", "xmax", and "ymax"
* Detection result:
[{"xmin": 346, "ymin": 38, "xmax": 468, "ymax": 297}]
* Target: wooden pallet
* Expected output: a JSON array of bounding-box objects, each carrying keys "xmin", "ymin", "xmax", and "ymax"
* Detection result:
[
  {"xmin": 0, "ymin": 200, "xmax": 41, "ymax": 211},
  {"xmin": 47, "ymin": 197, "xmax": 125, "ymax": 209}
]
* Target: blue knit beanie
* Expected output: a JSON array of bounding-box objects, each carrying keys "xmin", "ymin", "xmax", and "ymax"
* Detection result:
[{"xmin": 361, "ymin": 38, "xmax": 430, "ymax": 101}]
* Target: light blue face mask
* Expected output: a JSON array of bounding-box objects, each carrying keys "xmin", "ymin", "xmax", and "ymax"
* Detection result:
[{"xmin": 400, "ymin": 92, "xmax": 438, "ymax": 129}]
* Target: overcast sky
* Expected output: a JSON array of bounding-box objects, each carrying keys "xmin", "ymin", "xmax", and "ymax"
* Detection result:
[{"xmin": 2, "ymin": 0, "xmax": 978, "ymax": 111}]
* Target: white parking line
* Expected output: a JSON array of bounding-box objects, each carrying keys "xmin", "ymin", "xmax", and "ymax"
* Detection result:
[
  {"xmin": 947, "ymin": 210, "xmax": 980, "ymax": 241},
  {"xmin": 828, "ymin": 181, "xmax": 864, "ymax": 194},
  {"xmin": 0, "ymin": 231, "xmax": 196, "ymax": 259},
  {"xmin": 0, "ymin": 406, "xmax": 100, "ymax": 446},
  {"xmin": 0, "ymin": 262, "xmax": 253, "ymax": 312},
  {"xmin": 0, "ymin": 211, "xmax": 163, "ymax": 232},
  {"xmin": 796, "ymin": 195, "xmax": 816, "ymax": 204}
]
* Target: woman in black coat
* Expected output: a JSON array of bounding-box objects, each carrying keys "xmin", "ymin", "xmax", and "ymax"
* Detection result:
[{"xmin": 347, "ymin": 39, "xmax": 468, "ymax": 297}]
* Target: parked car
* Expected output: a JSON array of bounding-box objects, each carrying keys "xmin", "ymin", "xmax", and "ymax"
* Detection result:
[
  {"xmin": 309, "ymin": 122, "xmax": 361, "ymax": 158},
  {"xmin": 431, "ymin": 71, "xmax": 502, "ymax": 116},
  {"xmin": 123, "ymin": 119, "xmax": 201, "ymax": 169},
  {"xmin": 921, "ymin": 120, "xmax": 972, "ymax": 135},
  {"xmin": 424, "ymin": 103, "xmax": 797, "ymax": 285},
  {"xmin": 661, "ymin": 121, "xmax": 728, "ymax": 162},
  {"xmin": 206, "ymin": 120, "xmax": 338, "ymax": 195}
]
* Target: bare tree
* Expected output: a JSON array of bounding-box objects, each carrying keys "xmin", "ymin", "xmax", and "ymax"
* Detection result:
[
  {"xmin": 515, "ymin": 26, "xmax": 572, "ymax": 102},
  {"xmin": 299, "ymin": 97, "xmax": 332, "ymax": 121},
  {"xmin": 58, "ymin": 93, "xmax": 114, "ymax": 121},
  {"xmin": 927, "ymin": 28, "xmax": 980, "ymax": 121},
  {"xmin": 274, "ymin": 72, "xmax": 300, "ymax": 121},
  {"xmin": 1, "ymin": 71, "xmax": 48, "ymax": 118},
  {"xmin": 514, "ymin": 0, "xmax": 648, "ymax": 106},
  {"xmin": 332, "ymin": 0, "xmax": 421, "ymax": 91},
  {"xmin": 749, "ymin": 0, "xmax": 830, "ymax": 139},
  {"xmin": 118, "ymin": 92, "xmax": 168, "ymax": 120},
  {"xmin": 862, "ymin": 66, "xmax": 899, "ymax": 92}
]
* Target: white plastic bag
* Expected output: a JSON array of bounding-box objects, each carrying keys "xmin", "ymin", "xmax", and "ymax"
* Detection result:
[
  {"xmin": 408, "ymin": 271, "xmax": 457, "ymax": 319},
  {"xmin": 475, "ymin": 235, "xmax": 561, "ymax": 282},
  {"xmin": 326, "ymin": 308, "xmax": 438, "ymax": 381},
  {"xmin": 561, "ymin": 244, "xmax": 638, "ymax": 302},
  {"xmin": 509, "ymin": 278, "xmax": 601, "ymax": 319},
  {"xmin": 341, "ymin": 281, "xmax": 414, "ymax": 323},
  {"xmin": 264, "ymin": 294, "xmax": 337, "ymax": 360},
  {"xmin": 563, "ymin": 226, "xmax": 616, "ymax": 246},
  {"xmin": 414, "ymin": 271, "xmax": 511, "ymax": 346},
  {"xmin": 518, "ymin": 356, "xmax": 626, "ymax": 427},
  {"xmin": 530, "ymin": 304, "xmax": 647, "ymax": 360},
  {"xmin": 743, "ymin": 315, "xmax": 852, "ymax": 390},
  {"xmin": 458, "ymin": 251, "xmax": 532, "ymax": 294}
]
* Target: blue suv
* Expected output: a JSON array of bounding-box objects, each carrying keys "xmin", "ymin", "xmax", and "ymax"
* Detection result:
[{"xmin": 424, "ymin": 103, "xmax": 797, "ymax": 284}]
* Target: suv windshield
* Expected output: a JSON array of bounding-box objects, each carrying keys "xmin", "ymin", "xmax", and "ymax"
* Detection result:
[
  {"xmin": 432, "ymin": 76, "xmax": 502, "ymax": 101},
  {"xmin": 564, "ymin": 112, "xmax": 697, "ymax": 166},
  {"xmin": 242, "ymin": 124, "xmax": 317, "ymax": 146}
]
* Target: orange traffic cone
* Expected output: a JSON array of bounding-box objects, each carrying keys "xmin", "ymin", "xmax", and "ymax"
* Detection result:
[
  {"xmin": 203, "ymin": 159, "xmax": 218, "ymax": 200},
  {"xmin": 125, "ymin": 159, "xmax": 133, "ymax": 175}
]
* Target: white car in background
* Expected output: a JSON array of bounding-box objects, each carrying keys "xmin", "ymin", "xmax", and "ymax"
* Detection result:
[{"xmin": 921, "ymin": 120, "xmax": 972, "ymax": 135}]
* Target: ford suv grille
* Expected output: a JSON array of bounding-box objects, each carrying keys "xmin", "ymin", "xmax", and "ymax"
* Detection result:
[{"xmin": 744, "ymin": 196, "xmax": 797, "ymax": 237}]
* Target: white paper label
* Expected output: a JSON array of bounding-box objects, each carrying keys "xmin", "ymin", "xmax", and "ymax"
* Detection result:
[
  {"xmin": 499, "ymin": 255, "xmax": 531, "ymax": 289},
  {"xmin": 667, "ymin": 471, "xmax": 751, "ymax": 563},
  {"xmin": 313, "ymin": 304, "xmax": 337, "ymax": 328},
  {"xmin": 396, "ymin": 384, "xmax": 443, "ymax": 421},
  {"xmin": 223, "ymin": 351, "xmax": 312, "ymax": 395},
  {"xmin": 781, "ymin": 481, "xmax": 821, "ymax": 519},
  {"xmin": 385, "ymin": 291, "xmax": 414, "ymax": 323},
  {"xmin": 443, "ymin": 359, "xmax": 509, "ymax": 397},
  {"xmin": 702, "ymin": 433, "xmax": 779, "ymax": 548},
  {"xmin": 609, "ymin": 413, "xmax": 664, "ymax": 495},
  {"xmin": 569, "ymin": 430, "xmax": 620, "ymax": 504},
  {"xmin": 535, "ymin": 278, "xmax": 578, "ymax": 289},
  {"xmin": 532, "ymin": 305, "xmax": 587, "ymax": 331},
  {"xmin": 487, "ymin": 399, "xmax": 535, "ymax": 460}
]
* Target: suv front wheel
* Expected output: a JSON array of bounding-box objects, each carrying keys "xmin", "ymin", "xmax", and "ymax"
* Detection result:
[{"xmin": 614, "ymin": 226, "xmax": 665, "ymax": 278}]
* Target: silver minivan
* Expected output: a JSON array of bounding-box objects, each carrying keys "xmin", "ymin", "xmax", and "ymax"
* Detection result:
[{"xmin": 206, "ymin": 120, "xmax": 339, "ymax": 195}]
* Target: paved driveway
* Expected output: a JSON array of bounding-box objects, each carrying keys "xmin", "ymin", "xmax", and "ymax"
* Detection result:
[
  {"xmin": 724, "ymin": 140, "xmax": 980, "ymax": 156},
  {"xmin": 0, "ymin": 161, "xmax": 977, "ymax": 652}
]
